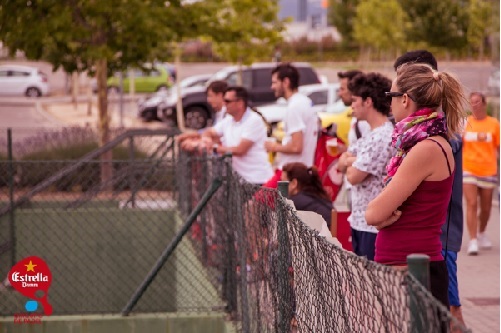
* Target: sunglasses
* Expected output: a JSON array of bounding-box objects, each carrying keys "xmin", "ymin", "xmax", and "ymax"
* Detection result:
[{"xmin": 385, "ymin": 91, "xmax": 415, "ymax": 102}]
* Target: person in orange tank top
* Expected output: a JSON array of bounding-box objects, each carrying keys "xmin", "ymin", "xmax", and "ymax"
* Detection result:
[{"xmin": 463, "ymin": 92, "xmax": 500, "ymax": 255}]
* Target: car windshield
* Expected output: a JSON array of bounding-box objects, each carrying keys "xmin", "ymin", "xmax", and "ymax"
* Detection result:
[{"xmin": 208, "ymin": 68, "xmax": 235, "ymax": 83}]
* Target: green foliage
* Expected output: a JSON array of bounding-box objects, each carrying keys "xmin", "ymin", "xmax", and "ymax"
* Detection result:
[
  {"xmin": 353, "ymin": 0, "xmax": 408, "ymax": 55},
  {"xmin": 328, "ymin": 0, "xmax": 360, "ymax": 46},
  {"xmin": 16, "ymin": 143, "xmax": 174, "ymax": 192},
  {"xmin": 210, "ymin": 0, "xmax": 285, "ymax": 65},
  {"xmin": 467, "ymin": 0, "xmax": 495, "ymax": 55},
  {"xmin": 0, "ymin": 0, "xmax": 178, "ymax": 75},
  {"xmin": 399, "ymin": 0, "xmax": 469, "ymax": 51}
]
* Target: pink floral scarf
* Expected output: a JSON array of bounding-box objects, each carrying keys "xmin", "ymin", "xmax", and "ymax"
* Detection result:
[{"xmin": 385, "ymin": 108, "xmax": 447, "ymax": 184}]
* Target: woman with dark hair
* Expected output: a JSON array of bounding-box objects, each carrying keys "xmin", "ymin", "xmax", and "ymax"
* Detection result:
[
  {"xmin": 281, "ymin": 162, "xmax": 333, "ymax": 227},
  {"xmin": 366, "ymin": 63, "xmax": 467, "ymax": 308}
]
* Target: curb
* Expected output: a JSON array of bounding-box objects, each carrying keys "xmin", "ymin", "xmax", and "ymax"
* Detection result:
[{"xmin": 36, "ymin": 102, "xmax": 65, "ymax": 126}]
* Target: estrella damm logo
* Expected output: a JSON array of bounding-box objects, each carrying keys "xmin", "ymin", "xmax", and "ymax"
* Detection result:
[{"xmin": 8, "ymin": 256, "xmax": 53, "ymax": 316}]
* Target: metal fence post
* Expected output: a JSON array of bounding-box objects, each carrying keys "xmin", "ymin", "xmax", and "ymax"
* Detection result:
[
  {"xmin": 277, "ymin": 181, "xmax": 292, "ymax": 333},
  {"xmin": 407, "ymin": 254, "xmax": 430, "ymax": 333},
  {"xmin": 200, "ymin": 151, "xmax": 209, "ymax": 264},
  {"xmin": 222, "ymin": 157, "xmax": 238, "ymax": 318},
  {"xmin": 235, "ymin": 181, "xmax": 250, "ymax": 333},
  {"xmin": 7, "ymin": 128, "xmax": 16, "ymax": 268},
  {"xmin": 128, "ymin": 136, "xmax": 136, "ymax": 208}
]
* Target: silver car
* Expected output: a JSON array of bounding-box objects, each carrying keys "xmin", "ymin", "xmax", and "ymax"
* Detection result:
[{"xmin": 0, "ymin": 65, "xmax": 49, "ymax": 97}]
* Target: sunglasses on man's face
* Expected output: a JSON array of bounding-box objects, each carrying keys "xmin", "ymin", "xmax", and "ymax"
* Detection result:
[{"xmin": 224, "ymin": 98, "xmax": 240, "ymax": 104}]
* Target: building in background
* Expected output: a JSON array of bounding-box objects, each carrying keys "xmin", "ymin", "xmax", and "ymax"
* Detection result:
[{"xmin": 279, "ymin": 0, "xmax": 341, "ymax": 42}]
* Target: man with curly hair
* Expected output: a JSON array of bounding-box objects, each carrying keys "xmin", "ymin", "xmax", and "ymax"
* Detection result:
[{"xmin": 337, "ymin": 72, "xmax": 394, "ymax": 260}]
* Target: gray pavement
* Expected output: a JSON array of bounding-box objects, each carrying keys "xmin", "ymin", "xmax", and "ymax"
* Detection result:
[{"xmin": 458, "ymin": 203, "xmax": 500, "ymax": 333}]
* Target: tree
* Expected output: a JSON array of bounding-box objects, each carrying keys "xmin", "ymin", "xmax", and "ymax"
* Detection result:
[
  {"xmin": 399, "ymin": 0, "xmax": 469, "ymax": 52},
  {"xmin": 353, "ymin": 0, "xmax": 408, "ymax": 61},
  {"xmin": 327, "ymin": 0, "xmax": 360, "ymax": 46},
  {"xmin": 0, "ymin": 0, "xmax": 211, "ymax": 185},
  {"xmin": 210, "ymin": 0, "xmax": 285, "ymax": 70},
  {"xmin": 467, "ymin": 0, "xmax": 495, "ymax": 59}
]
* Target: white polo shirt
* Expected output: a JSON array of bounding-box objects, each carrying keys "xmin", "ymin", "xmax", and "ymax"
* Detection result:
[
  {"xmin": 276, "ymin": 93, "xmax": 318, "ymax": 169},
  {"xmin": 214, "ymin": 108, "xmax": 274, "ymax": 184}
]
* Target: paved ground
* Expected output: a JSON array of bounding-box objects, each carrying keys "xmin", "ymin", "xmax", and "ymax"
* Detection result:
[{"xmin": 458, "ymin": 203, "xmax": 500, "ymax": 333}]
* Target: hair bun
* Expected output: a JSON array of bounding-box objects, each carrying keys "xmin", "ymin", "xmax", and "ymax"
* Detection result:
[{"xmin": 433, "ymin": 71, "xmax": 441, "ymax": 82}]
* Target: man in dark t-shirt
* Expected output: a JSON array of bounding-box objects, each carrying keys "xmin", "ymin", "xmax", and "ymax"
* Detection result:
[{"xmin": 394, "ymin": 50, "xmax": 465, "ymax": 327}]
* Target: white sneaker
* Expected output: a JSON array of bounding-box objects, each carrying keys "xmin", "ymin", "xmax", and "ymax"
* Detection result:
[
  {"xmin": 467, "ymin": 239, "xmax": 479, "ymax": 255},
  {"xmin": 478, "ymin": 233, "xmax": 493, "ymax": 249}
]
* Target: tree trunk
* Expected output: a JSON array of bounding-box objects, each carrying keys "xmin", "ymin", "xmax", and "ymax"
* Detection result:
[
  {"xmin": 87, "ymin": 76, "xmax": 93, "ymax": 117},
  {"xmin": 72, "ymin": 72, "xmax": 79, "ymax": 110},
  {"xmin": 237, "ymin": 56, "xmax": 243, "ymax": 86},
  {"xmin": 96, "ymin": 58, "xmax": 113, "ymax": 190},
  {"xmin": 175, "ymin": 43, "xmax": 186, "ymax": 131}
]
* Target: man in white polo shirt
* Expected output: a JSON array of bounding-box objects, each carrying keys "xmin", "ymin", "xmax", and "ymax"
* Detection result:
[
  {"xmin": 202, "ymin": 86, "xmax": 273, "ymax": 185},
  {"xmin": 263, "ymin": 63, "xmax": 318, "ymax": 188}
]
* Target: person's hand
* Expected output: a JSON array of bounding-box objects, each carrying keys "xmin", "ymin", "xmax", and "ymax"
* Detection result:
[
  {"xmin": 264, "ymin": 140, "xmax": 278, "ymax": 152},
  {"xmin": 338, "ymin": 152, "xmax": 354, "ymax": 172},
  {"xmin": 180, "ymin": 138, "xmax": 198, "ymax": 152},
  {"xmin": 376, "ymin": 210, "xmax": 402, "ymax": 230},
  {"xmin": 176, "ymin": 131, "xmax": 199, "ymax": 143}
]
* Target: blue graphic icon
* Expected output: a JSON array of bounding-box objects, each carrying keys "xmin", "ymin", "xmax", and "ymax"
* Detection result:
[{"xmin": 25, "ymin": 300, "xmax": 38, "ymax": 312}]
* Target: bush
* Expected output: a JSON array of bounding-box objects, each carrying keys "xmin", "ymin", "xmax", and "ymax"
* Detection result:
[{"xmin": 17, "ymin": 142, "xmax": 175, "ymax": 192}]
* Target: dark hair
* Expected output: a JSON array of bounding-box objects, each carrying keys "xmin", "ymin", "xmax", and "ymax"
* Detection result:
[
  {"xmin": 282, "ymin": 163, "xmax": 330, "ymax": 201},
  {"xmin": 271, "ymin": 63, "xmax": 300, "ymax": 90},
  {"xmin": 337, "ymin": 70, "xmax": 362, "ymax": 81},
  {"xmin": 206, "ymin": 80, "xmax": 228, "ymax": 94},
  {"xmin": 394, "ymin": 50, "xmax": 438, "ymax": 71},
  {"xmin": 470, "ymin": 91, "xmax": 487, "ymax": 104},
  {"xmin": 348, "ymin": 72, "xmax": 392, "ymax": 116},
  {"xmin": 225, "ymin": 86, "xmax": 249, "ymax": 107}
]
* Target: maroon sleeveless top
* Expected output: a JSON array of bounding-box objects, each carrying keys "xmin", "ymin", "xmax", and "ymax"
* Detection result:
[{"xmin": 375, "ymin": 139, "xmax": 454, "ymax": 265}]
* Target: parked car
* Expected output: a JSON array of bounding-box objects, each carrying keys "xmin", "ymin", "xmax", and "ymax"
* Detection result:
[
  {"xmin": 257, "ymin": 83, "xmax": 352, "ymax": 143},
  {"xmin": 487, "ymin": 68, "xmax": 500, "ymax": 96},
  {"xmin": 137, "ymin": 74, "xmax": 212, "ymax": 122},
  {"xmin": 148, "ymin": 62, "xmax": 322, "ymax": 129},
  {"xmin": 107, "ymin": 65, "xmax": 173, "ymax": 93},
  {"xmin": 0, "ymin": 65, "xmax": 49, "ymax": 97}
]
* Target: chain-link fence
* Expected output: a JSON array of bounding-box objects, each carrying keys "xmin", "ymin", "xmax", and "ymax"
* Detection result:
[
  {"xmin": 0, "ymin": 126, "xmax": 227, "ymax": 315},
  {"xmin": 0, "ymin": 127, "xmax": 469, "ymax": 332}
]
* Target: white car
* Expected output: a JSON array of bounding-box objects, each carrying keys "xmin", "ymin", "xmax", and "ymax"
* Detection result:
[
  {"xmin": 0, "ymin": 65, "xmax": 49, "ymax": 97},
  {"xmin": 257, "ymin": 83, "xmax": 345, "ymax": 124}
]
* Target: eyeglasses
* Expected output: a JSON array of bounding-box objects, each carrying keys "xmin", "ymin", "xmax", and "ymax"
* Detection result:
[
  {"xmin": 385, "ymin": 91, "xmax": 415, "ymax": 101},
  {"xmin": 224, "ymin": 98, "xmax": 240, "ymax": 104}
]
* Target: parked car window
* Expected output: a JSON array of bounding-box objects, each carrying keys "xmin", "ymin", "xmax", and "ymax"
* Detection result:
[
  {"xmin": 253, "ymin": 69, "xmax": 272, "ymax": 88},
  {"xmin": 148, "ymin": 69, "xmax": 161, "ymax": 77},
  {"xmin": 298, "ymin": 67, "xmax": 319, "ymax": 85},
  {"xmin": 308, "ymin": 90, "xmax": 328, "ymax": 105},
  {"xmin": 11, "ymin": 71, "xmax": 30, "ymax": 77},
  {"xmin": 226, "ymin": 70, "xmax": 252, "ymax": 89}
]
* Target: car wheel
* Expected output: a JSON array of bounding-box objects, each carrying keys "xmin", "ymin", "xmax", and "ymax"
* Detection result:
[
  {"xmin": 184, "ymin": 106, "xmax": 208, "ymax": 130},
  {"xmin": 143, "ymin": 110, "xmax": 158, "ymax": 122},
  {"xmin": 156, "ymin": 84, "xmax": 168, "ymax": 92},
  {"xmin": 25, "ymin": 87, "xmax": 42, "ymax": 98}
]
